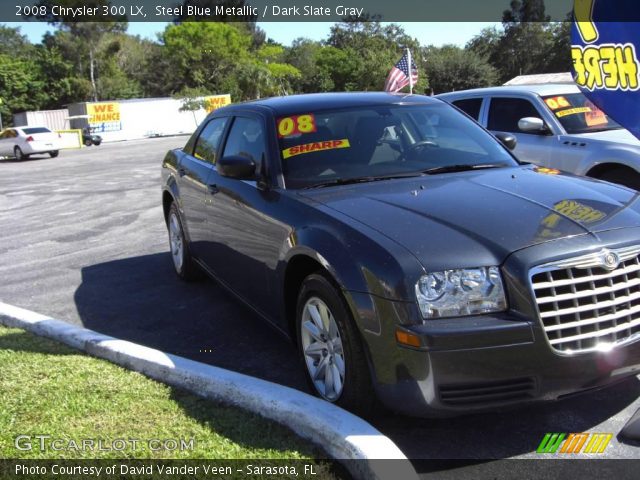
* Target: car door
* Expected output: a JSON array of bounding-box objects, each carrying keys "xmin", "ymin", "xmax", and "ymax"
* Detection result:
[
  {"xmin": 0, "ymin": 130, "xmax": 9, "ymax": 155},
  {"xmin": 200, "ymin": 114, "xmax": 288, "ymax": 318},
  {"xmin": 0, "ymin": 129, "xmax": 16, "ymax": 155},
  {"xmin": 486, "ymin": 97, "xmax": 554, "ymax": 166},
  {"xmin": 177, "ymin": 116, "xmax": 229, "ymax": 259}
]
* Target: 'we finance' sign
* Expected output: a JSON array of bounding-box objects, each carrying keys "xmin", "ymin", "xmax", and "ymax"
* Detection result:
[{"xmin": 88, "ymin": 102, "xmax": 122, "ymax": 133}]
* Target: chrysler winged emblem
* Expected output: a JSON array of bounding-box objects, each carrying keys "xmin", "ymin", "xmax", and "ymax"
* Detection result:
[{"xmin": 600, "ymin": 249, "xmax": 620, "ymax": 271}]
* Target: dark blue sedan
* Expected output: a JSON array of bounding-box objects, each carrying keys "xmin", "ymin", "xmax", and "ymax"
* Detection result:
[{"xmin": 161, "ymin": 92, "xmax": 640, "ymax": 417}]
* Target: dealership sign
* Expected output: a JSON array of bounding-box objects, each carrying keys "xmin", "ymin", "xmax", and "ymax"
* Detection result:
[
  {"xmin": 572, "ymin": 0, "xmax": 640, "ymax": 139},
  {"xmin": 204, "ymin": 94, "xmax": 231, "ymax": 113},
  {"xmin": 87, "ymin": 102, "xmax": 122, "ymax": 133}
]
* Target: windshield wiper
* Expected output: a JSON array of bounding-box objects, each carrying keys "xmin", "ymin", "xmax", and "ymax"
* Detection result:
[
  {"xmin": 421, "ymin": 163, "xmax": 507, "ymax": 175},
  {"xmin": 302, "ymin": 172, "xmax": 424, "ymax": 189}
]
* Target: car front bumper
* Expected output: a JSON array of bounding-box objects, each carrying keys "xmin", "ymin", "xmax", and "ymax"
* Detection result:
[
  {"xmin": 354, "ymin": 230, "xmax": 640, "ymax": 417},
  {"xmin": 363, "ymin": 307, "xmax": 640, "ymax": 417}
]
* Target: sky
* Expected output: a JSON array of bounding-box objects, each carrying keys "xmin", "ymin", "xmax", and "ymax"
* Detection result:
[{"xmin": 7, "ymin": 21, "xmax": 500, "ymax": 47}]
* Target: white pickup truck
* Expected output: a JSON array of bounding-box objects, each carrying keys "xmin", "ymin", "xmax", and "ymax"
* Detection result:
[{"xmin": 438, "ymin": 84, "xmax": 640, "ymax": 190}]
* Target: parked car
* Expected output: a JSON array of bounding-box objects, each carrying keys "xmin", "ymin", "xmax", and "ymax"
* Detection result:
[
  {"xmin": 82, "ymin": 127, "xmax": 102, "ymax": 147},
  {"xmin": 0, "ymin": 126, "xmax": 62, "ymax": 160},
  {"xmin": 161, "ymin": 92, "xmax": 640, "ymax": 417},
  {"xmin": 438, "ymin": 84, "xmax": 640, "ymax": 190}
]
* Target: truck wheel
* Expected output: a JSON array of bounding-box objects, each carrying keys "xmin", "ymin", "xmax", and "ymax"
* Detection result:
[
  {"xmin": 599, "ymin": 167, "xmax": 640, "ymax": 191},
  {"xmin": 296, "ymin": 273, "xmax": 377, "ymax": 416},
  {"xmin": 167, "ymin": 202, "xmax": 202, "ymax": 281}
]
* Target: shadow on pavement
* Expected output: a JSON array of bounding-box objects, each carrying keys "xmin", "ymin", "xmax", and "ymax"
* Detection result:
[
  {"xmin": 73, "ymin": 252, "xmax": 307, "ymax": 390},
  {"xmin": 73, "ymin": 253, "xmax": 640, "ymax": 463}
]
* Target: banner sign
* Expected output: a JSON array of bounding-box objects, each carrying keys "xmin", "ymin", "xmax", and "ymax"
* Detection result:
[
  {"xmin": 204, "ymin": 95, "xmax": 231, "ymax": 113},
  {"xmin": 87, "ymin": 102, "xmax": 121, "ymax": 133},
  {"xmin": 571, "ymin": 0, "xmax": 640, "ymax": 139}
]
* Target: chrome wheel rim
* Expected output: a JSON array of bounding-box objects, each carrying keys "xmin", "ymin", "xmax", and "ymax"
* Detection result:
[
  {"xmin": 14, "ymin": 148, "xmax": 22, "ymax": 160},
  {"xmin": 168, "ymin": 212, "xmax": 184, "ymax": 272},
  {"xmin": 300, "ymin": 296, "xmax": 345, "ymax": 401}
]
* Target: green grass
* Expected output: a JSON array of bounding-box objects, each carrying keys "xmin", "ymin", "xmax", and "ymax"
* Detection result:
[{"xmin": 0, "ymin": 326, "xmax": 326, "ymax": 462}]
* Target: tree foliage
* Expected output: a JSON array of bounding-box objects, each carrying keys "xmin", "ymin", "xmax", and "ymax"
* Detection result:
[
  {"xmin": 467, "ymin": 0, "xmax": 571, "ymax": 83},
  {"xmin": 0, "ymin": 4, "xmax": 576, "ymax": 125},
  {"xmin": 424, "ymin": 45, "xmax": 498, "ymax": 94}
]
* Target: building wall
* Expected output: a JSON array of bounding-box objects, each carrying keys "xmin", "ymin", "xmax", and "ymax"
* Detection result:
[
  {"xmin": 68, "ymin": 97, "xmax": 212, "ymax": 143},
  {"xmin": 13, "ymin": 109, "xmax": 70, "ymax": 131}
]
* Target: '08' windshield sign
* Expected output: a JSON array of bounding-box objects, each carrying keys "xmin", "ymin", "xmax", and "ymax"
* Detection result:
[{"xmin": 571, "ymin": 0, "xmax": 640, "ymax": 140}]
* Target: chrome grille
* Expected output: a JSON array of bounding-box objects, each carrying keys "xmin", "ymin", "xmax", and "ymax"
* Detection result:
[{"xmin": 530, "ymin": 246, "xmax": 640, "ymax": 353}]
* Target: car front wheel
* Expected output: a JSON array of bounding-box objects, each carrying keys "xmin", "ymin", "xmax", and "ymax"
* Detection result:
[
  {"xmin": 296, "ymin": 273, "xmax": 377, "ymax": 415},
  {"xmin": 597, "ymin": 166, "xmax": 640, "ymax": 191},
  {"xmin": 167, "ymin": 203, "xmax": 201, "ymax": 281}
]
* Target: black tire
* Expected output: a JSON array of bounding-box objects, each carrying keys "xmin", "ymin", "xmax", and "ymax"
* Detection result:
[
  {"xmin": 166, "ymin": 202, "xmax": 202, "ymax": 281},
  {"xmin": 94, "ymin": 140, "xmax": 101, "ymax": 146},
  {"xmin": 296, "ymin": 273, "xmax": 377, "ymax": 416},
  {"xmin": 13, "ymin": 146, "xmax": 27, "ymax": 161},
  {"xmin": 598, "ymin": 167, "xmax": 640, "ymax": 191},
  {"xmin": 85, "ymin": 139, "xmax": 93, "ymax": 147},
  {"xmin": 49, "ymin": 150, "xmax": 59, "ymax": 158}
]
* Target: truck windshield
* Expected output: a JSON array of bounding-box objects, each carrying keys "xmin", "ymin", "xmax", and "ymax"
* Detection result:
[
  {"xmin": 278, "ymin": 103, "xmax": 517, "ymax": 189},
  {"xmin": 541, "ymin": 93, "xmax": 622, "ymax": 134}
]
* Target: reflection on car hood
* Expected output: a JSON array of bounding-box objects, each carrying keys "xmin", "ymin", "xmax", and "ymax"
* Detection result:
[
  {"xmin": 572, "ymin": 128, "xmax": 640, "ymax": 147},
  {"xmin": 299, "ymin": 166, "xmax": 640, "ymax": 268}
]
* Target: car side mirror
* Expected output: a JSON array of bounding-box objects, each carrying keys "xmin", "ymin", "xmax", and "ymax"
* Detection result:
[
  {"xmin": 217, "ymin": 155, "xmax": 256, "ymax": 179},
  {"xmin": 518, "ymin": 117, "xmax": 549, "ymax": 134},
  {"xmin": 494, "ymin": 132, "xmax": 517, "ymax": 151}
]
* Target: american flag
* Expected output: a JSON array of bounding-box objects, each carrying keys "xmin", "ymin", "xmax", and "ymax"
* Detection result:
[{"xmin": 384, "ymin": 51, "xmax": 419, "ymax": 93}]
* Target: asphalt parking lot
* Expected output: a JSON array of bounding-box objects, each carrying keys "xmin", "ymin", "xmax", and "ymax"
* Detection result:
[{"xmin": 1, "ymin": 138, "xmax": 639, "ymax": 475}]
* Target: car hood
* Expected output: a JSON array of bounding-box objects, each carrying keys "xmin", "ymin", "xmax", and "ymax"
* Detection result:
[
  {"xmin": 298, "ymin": 166, "xmax": 640, "ymax": 269},
  {"xmin": 571, "ymin": 128, "xmax": 640, "ymax": 147}
]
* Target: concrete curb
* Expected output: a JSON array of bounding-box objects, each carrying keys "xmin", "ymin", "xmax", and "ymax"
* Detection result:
[{"xmin": 0, "ymin": 302, "xmax": 418, "ymax": 480}]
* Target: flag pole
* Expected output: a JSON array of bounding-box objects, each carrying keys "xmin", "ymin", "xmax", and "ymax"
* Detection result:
[{"xmin": 407, "ymin": 48, "xmax": 413, "ymax": 95}]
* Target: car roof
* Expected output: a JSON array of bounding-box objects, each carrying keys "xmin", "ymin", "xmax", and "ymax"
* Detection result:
[
  {"xmin": 437, "ymin": 83, "xmax": 582, "ymax": 99},
  {"xmin": 217, "ymin": 92, "xmax": 441, "ymax": 116}
]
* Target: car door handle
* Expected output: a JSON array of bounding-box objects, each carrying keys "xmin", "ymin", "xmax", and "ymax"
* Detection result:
[
  {"xmin": 207, "ymin": 184, "xmax": 219, "ymax": 195},
  {"xmin": 177, "ymin": 167, "xmax": 186, "ymax": 177}
]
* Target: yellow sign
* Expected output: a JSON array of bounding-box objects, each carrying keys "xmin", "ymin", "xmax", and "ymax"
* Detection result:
[
  {"xmin": 556, "ymin": 107, "xmax": 592, "ymax": 118},
  {"xmin": 204, "ymin": 94, "xmax": 231, "ymax": 113},
  {"xmin": 282, "ymin": 139, "xmax": 350, "ymax": 159},
  {"xmin": 88, "ymin": 102, "xmax": 120, "ymax": 123}
]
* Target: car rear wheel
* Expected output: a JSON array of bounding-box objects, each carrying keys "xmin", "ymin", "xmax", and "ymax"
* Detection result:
[
  {"xmin": 49, "ymin": 151, "xmax": 59, "ymax": 158},
  {"xmin": 167, "ymin": 202, "xmax": 201, "ymax": 281},
  {"xmin": 13, "ymin": 146, "xmax": 27, "ymax": 161},
  {"xmin": 296, "ymin": 273, "xmax": 377, "ymax": 415},
  {"xmin": 85, "ymin": 139, "xmax": 93, "ymax": 147}
]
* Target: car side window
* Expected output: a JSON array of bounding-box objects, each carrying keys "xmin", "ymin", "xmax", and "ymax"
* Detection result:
[
  {"xmin": 487, "ymin": 97, "xmax": 543, "ymax": 133},
  {"xmin": 452, "ymin": 98, "xmax": 483, "ymax": 121},
  {"xmin": 193, "ymin": 117, "xmax": 228, "ymax": 164},
  {"xmin": 221, "ymin": 117, "xmax": 266, "ymax": 172}
]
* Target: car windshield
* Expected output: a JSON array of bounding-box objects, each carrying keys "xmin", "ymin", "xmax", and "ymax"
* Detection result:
[
  {"xmin": 541, "ymin": 93, "xmax": 622, "ymax": 134},
  {"xmin": 278, "ymin": 103, "xmax": 517, "ymax": 189},
  {"xmin": 22, "ymin": 127, "xmax": 52, "ymax": 134}
]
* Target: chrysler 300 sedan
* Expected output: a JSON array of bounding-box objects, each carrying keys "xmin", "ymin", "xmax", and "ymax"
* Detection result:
[{"xmin": 161, "ymin": 92, "xmax": 640, "ymax": 417}]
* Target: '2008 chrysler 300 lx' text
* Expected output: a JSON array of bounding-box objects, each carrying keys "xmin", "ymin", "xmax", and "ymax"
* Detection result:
[{"xmin": 161, "ymin": 93, "xmax": 640, "ymax": 417}]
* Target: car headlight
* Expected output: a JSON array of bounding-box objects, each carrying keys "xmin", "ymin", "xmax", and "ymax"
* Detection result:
[{"xmin": 415, "ymin": 267, "xmax": 507, "ymax": 319}]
